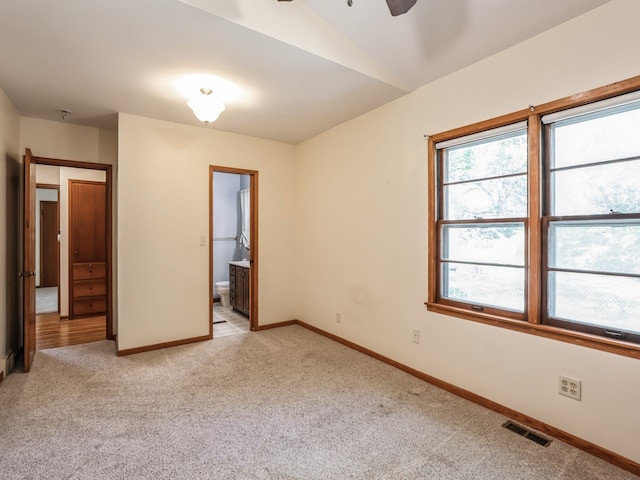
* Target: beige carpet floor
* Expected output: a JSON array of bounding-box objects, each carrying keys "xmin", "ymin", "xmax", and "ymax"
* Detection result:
[{"xmin": 0, "ymin": 325, "xmax": 636, "ymax": 479}]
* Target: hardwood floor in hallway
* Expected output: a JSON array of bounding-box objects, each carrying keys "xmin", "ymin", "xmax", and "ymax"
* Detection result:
[{"xmin": 36, "ymin": 313, "xmax": 106, "ymax": 350}]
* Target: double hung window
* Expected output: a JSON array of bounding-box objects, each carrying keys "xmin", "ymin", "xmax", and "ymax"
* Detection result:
[
  {"xmin": 428, "ymin": 80, "xmax": 640, "ymax": 355},
  {"xmin": 436, "ymin": 124, "xmax": 528, "ymax": 318},
  {"xmin": 542, "ymin": 94, "xmax": 640, "ymax": 344}
]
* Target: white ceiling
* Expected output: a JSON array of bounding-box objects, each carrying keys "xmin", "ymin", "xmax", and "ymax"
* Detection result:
[{"xmin": 0, "ymin": 0, "xmax": 610, "ymax": 144}]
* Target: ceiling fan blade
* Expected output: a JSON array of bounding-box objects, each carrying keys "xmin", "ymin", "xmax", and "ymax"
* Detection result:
[{"xmin": 385, "ymin": 0, "xmax": 417, "ymax": 16}]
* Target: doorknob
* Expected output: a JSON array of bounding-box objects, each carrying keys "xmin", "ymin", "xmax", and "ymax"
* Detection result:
[
  {"xmin": 74, "ymin": 250, "xmax": 78, "ymax": 255},
  {"xmin": 19, "ymin": 271, "xmax": 36, "ymax": 277}
]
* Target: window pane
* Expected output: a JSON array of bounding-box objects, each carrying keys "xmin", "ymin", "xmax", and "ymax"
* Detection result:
[
  {"xmin": 443, "ymin": 263, "xmax": 524, "ymax": 312},
  {"xmin": 442, "ymin": 224, "xmax": 524, "ymax": 266},
  {"xmin": 553, "ymin": 105, "xmax": 640, "ymax": 169},
  {"xmin": 445, "ymin": 130, "xmax": 527, "ymax": 183},
  {"xmin": 548, "ymin": 271, "xmax": 640, "ymax": 334},
  {"xmin": 549, "ymin": 221, "xmax": 640, "ymax": 275},
  {"xmin": 444, "ymin": 175, "xmax": 527, "ymax": 220},
  {"xmin": 551, "ymin": 159, "xmax": 640, "ymax": 216}
]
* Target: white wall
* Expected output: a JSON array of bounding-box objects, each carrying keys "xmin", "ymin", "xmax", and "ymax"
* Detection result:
[
  {"xmin": 35, "ymin": 165, "xmax": 61, "ymax": 185},
  {"xmin": 117, "ymin": 113, "xmax": 296, "ymax": 351},
  {"xmin": 20, "ymin": 118, "xmax": 117, "ymax": 165},
  {"xmin": 295, "ymin": 0, "xmax": 640, "ymax": 464},
  {"xmin": 0, "ymin": 87, "xmax": 20, "ymax": 371}
]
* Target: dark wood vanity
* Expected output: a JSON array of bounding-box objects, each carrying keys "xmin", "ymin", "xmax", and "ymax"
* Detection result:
[{"xmin": 229, "ymin": 262, "xmax": 249, "ymax": 316}]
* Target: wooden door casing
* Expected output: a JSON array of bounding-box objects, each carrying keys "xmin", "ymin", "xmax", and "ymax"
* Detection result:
[{"xmin": 211, "ymin": 166, "xmax": 259, "ymax": 331}]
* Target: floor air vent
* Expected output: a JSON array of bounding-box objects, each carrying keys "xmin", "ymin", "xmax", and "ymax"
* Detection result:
[{"xmin": 502, "ymin": 421, "xmax": 551, "ymax": 447}]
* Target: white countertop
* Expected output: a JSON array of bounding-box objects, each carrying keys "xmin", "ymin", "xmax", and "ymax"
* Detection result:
[{"xmin": 229, "ymin": 260, "xmax": 250, "ymax": 268}]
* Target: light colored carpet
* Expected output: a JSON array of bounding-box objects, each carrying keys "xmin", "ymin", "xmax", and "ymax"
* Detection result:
[
  {"xmin": 0, "ymin": 326, "xmax": 635, "ymax": 480},
  {"xmin": 35, "ymin": 286, "xmax": 58, "ymax": 314}
]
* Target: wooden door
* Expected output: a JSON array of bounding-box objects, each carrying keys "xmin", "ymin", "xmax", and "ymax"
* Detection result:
[
  {"xmin": 40, "ymin": 201, "xmax": 59, "ymax": 287},
  {"xmin": 22, "ymin": 149, "xmax": 36, "ymax": 372},
  {"xmin": 69, "ymin": 181, "xmax": 107, "ymax": 319}
]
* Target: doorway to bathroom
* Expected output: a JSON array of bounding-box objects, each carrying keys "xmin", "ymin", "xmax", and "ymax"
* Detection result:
[{"xmin": 210, "ymin": 166, "xmax": 258, "ymax": 334}]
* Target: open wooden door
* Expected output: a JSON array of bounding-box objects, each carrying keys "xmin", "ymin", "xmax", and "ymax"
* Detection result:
[{"xmin": 22, "ymin": 148, "xmax": 37, "ymax": 372}]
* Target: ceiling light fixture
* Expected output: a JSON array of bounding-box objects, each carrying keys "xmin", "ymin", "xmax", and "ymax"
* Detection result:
[
  {"xmin": 59, "ymin": 108, "xmax": 72, "ymax": 121},
  {"xmin": 187, "ymin": 87, "xmax": 226, "ymax": 125}
]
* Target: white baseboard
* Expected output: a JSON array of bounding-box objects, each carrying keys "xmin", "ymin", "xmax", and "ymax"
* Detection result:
[{"xmin": 3, "ymin": 351, "xmax": 16, "ymax": 378}]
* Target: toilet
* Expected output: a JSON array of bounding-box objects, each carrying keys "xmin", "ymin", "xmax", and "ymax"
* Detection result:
[{"xmin": 215, "ymin": 280, "xmax": 231, "ymax": 308}]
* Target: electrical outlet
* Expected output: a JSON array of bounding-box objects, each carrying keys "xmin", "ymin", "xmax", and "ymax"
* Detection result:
[
  {"xmin": 559, "ymin": 376, "xmax": 581, "ymax": 401},
  {"xmin": 412, "ymin": 329, "xmax": 420, "ymax": 344},
  {"xmin": 336, "ymin": 312, "xmax": 341, "ymax": 324}
]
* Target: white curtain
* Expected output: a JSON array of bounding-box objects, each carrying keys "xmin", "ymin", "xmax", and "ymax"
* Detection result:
[{"xmin": 240, "ymin": 188, "xmax": 250, "ymax": 250}]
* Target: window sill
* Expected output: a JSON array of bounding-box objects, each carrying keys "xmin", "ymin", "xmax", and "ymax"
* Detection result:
[{"xmin": 425, "ymin": 302, "xmax": 640, "ymax": 360}]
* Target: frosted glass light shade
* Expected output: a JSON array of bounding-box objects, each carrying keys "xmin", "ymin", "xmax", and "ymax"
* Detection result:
[{"xmin": 188, "ymin": 91, "xmax": 226, "ymax": 124}]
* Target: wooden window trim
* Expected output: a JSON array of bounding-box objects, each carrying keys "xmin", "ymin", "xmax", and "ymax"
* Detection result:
[
  {"xmin": 425, "ymin": 302, "xmax": 640, "ymax": 359},
  {"xmin": 427, "ymin": 74, "xmax": 640, "ymax": 360}
]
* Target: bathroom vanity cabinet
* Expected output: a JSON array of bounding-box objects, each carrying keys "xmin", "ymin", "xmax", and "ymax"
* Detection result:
[{"xmin": 229, "ymin": 263, "xmax": 250, "ymax": 316}]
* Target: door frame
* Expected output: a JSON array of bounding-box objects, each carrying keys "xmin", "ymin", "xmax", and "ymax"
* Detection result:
[
  {"xmin": 30, "ymin": 155, "xmax": 114, "ymax": 340},
  {"xmin": 210, "ymin": 166, "xmax": 259, "ymax": 332}
]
